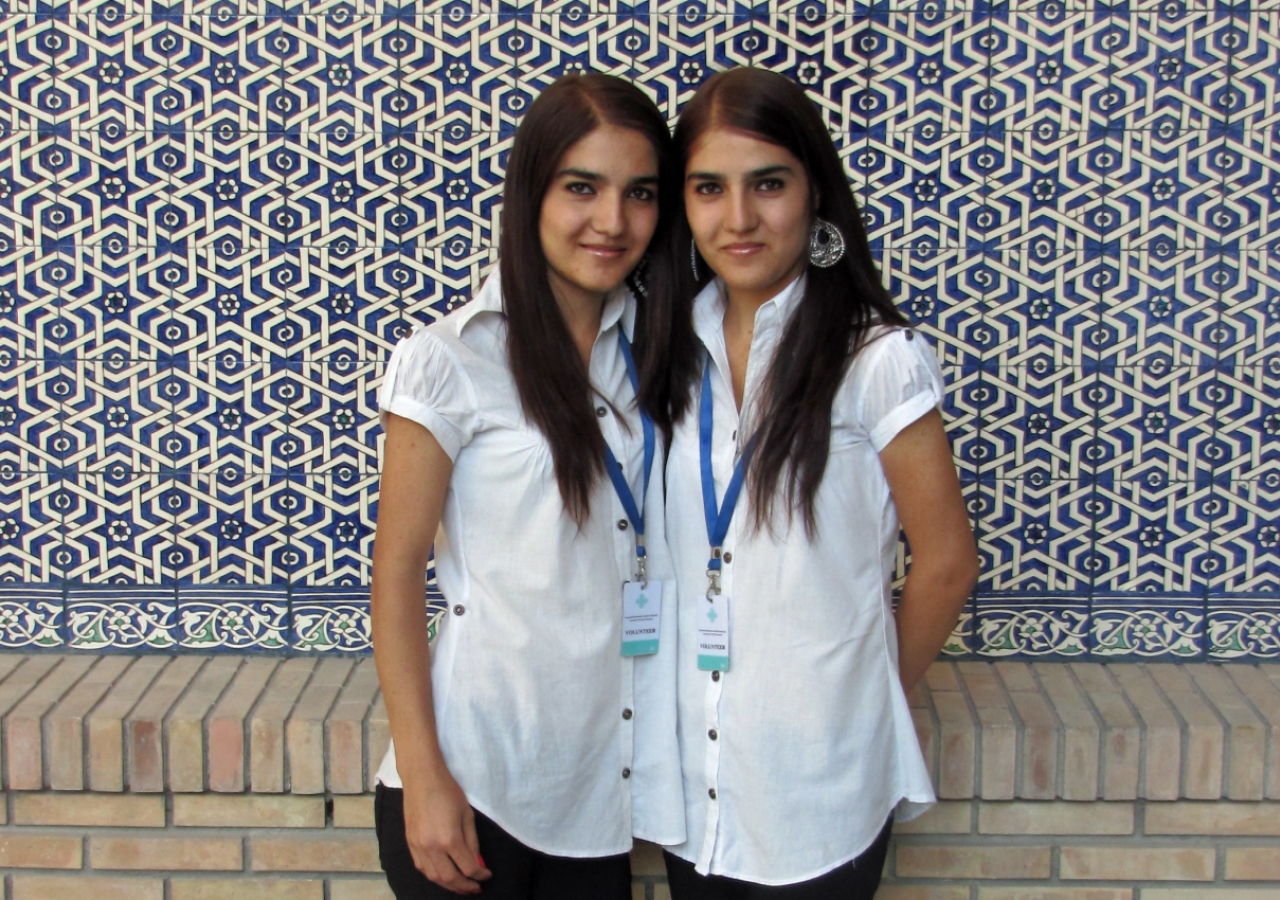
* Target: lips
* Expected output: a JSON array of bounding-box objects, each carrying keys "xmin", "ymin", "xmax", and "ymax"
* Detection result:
[
  {"xmin": 580, "ymin": 244, "xmax": 628, "ymax": 258},
  {"xmin": 720, "ymin": 242, "xmax": 765, "ymax": 257}
]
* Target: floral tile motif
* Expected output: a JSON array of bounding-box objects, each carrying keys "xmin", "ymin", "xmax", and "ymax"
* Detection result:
[
  {"xmin": 177, "ymin": 587, "xmax": 290, "ymax": 652},
  {"xmin": 974, "ymin": 593, "xmax": 1090, "ymax": 658},
  {"xmin": 1208, "ymin": 594, "xmax": 1280, "ymax": 660},
  {"xmin": 1091, "ymin": 593, "xmax": 1205, "ymax": 659},
  {"xmin": 0, "ymin": 585, "xmax": 63, "ymax": 649},
  {"xmin": 65, "ymin": 587, "xmax": 179, "ymax": 651}
]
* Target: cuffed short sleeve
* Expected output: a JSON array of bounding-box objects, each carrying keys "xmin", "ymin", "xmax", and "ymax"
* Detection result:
[
  {"xmin": 851, "ymin": 327, "xmax": 946, "ymax": 453},
  {"xmin": 379, "ymin": 327, "xmax": 479, "ymax": 460}
]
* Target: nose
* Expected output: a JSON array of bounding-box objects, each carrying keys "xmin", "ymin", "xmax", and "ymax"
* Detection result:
[
  {"xmin": 592, "ymin": 189, "xmax": 626, "ymax": 237},
  {"xmin": 724, "ymin": 186, "xmax": 755, "ymax": 234}
]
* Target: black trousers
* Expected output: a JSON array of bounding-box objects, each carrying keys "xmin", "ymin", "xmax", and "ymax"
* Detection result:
[
  {"xmin": 664, "ymin": 817, "xmax": 893, "ymax": 900},
  {"xmin": 374, "ymin": 784, "xmax": 632, "ymax": 900}
]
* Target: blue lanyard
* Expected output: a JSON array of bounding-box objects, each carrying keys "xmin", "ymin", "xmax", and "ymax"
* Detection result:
[
  {"xmin": 603, "ymin": 330, "xmax": 655, "ymax": 582},
  {"xmin": 700, "ymin": 357, "xmax": 756, "ymax": 595}
]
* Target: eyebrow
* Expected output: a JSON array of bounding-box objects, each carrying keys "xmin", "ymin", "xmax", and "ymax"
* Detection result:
[
  {"xmin": 686, "ymin": 164, "xmax": 794, "ymax": 182},
  {"xmin": 556, "ymin": 168, "xmax": 659, "ymax": 185}
]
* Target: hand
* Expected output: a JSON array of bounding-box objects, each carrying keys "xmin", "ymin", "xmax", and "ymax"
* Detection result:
[{"xmin": 402, "ymin": 770, "xmax": 493, "ymax": 894}]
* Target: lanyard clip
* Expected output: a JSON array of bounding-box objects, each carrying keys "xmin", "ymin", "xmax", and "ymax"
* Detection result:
[
  {"xmin": 636, "ymin": 552, "xmax": 648, "ymax": 589},
  {"xmin": 706, "ymin": 567, "xmax": 722, "ymax": 598}
]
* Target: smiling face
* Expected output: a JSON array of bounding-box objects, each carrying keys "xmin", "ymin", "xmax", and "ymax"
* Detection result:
[
  {"xmin": 685, "ymin": 126, "xmax": 813, "ymax": 308},
  {"xmin": 538, "ymin": 123, "xmax": 660, "ymax": 309}
]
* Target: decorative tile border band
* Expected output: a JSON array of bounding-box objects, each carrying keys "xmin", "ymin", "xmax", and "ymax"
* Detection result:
[{"xmin": 0, "ymin": 585, "xmax": 1277, "ymax": 659}]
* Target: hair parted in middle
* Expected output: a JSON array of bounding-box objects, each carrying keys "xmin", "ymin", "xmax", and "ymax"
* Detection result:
[
  {"xmin": 500, "ymin": 72, "xmax": 679, "ymax": 526},
  {"xmin": 646, "ymin": 66, "xmax": 908, "ymax": 535}
]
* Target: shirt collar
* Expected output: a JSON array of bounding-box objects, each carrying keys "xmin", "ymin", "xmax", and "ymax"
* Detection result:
[{"xmin": 691, "ymin": 273, "xmax": 806, "ymax": 347}]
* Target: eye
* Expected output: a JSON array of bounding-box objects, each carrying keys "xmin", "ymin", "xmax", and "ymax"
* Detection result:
[
  {"xmin": 628, "ymin": 185, "xmax": 656, "ymax": 201},
  {"xmin": 693, "ymin": 182, "xmax": 723, "ymax": 195},
  {"xmin": 756, "ymin": 177, "xmax": 785, "ymax": 191},
  {"xmin": 566, "ymin": 181, "xmax": 595, "ymax": 195}
]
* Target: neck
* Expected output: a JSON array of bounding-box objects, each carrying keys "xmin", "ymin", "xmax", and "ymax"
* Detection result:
[{"xmin": 549, "ymin": 272, "xmax": 607, "ymax": 367}]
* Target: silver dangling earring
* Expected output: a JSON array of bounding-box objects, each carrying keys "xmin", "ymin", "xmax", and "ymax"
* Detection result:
[
  {"xmin": 690, "ymin": 239, "xmax": 700, "ymax": 281},
  {"xmin": 630, "ymin": 253, "xmax": 649, "ymax": 299},
  {"xmin": 808, "ymin": 217, "xmax": 846, "ymax": 268}
]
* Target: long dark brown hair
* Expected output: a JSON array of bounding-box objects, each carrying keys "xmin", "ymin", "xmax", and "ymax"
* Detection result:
[
  {"xmin": 652, "ymin": 67, "xmax": 907, "ymax": 534},
  {"xmin": 501, "ymin": 73, "xmax": 678, "ymax": 525}
]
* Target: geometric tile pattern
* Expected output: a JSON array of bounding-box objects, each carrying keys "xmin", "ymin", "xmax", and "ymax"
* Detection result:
[{"xmin": 0, "ymin": 0, "xmax": 1275, "ymax": 657}]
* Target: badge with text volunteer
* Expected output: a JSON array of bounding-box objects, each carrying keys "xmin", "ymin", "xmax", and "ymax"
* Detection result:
[
  {"xmin": 607, "ymin": 331, "xmax": 662, "ymax": 657},
  {"xmin": 699, "ymin": 358, "xmax": 757, "ymax": 673}
]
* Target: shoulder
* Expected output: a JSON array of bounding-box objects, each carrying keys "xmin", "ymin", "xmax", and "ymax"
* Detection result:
[{"xmin": 844, "ymin": 324, "xmax": 933, "ymax": 386}]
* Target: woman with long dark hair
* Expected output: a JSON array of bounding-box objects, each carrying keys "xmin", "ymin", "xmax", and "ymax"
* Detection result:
[
  {"xmin": 648, "ymin": 67, "xmax": 978, "ymax": 898},
  {"xmin": 370, "ymin": 73, "xmax": 684, "ymax": 899}
]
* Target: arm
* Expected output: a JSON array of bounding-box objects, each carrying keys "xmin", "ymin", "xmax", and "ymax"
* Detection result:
[
  {"xmin": 371, "ymin": 413, "xmax": 491, "ymax": 894},
  {"xmin": 878, "ymin": 410, "xmax": 979, "ymax": 692}
]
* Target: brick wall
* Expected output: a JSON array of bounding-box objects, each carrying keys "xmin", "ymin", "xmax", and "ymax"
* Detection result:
[{"xmin": 2, "ymin": 655, "xmax": 1279, "ymax": 899}]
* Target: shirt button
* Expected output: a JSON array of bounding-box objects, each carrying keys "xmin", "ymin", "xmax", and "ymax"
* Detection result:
[
  {"xmin": 596, "ymin": 406, "xmax": 607, "ymax": 417},
  {"xmin": 723, "ymin": 552, "xmax": 732, "ymax": 563},
  {"xmin": 622, "ymin": 708, "xmax": 633, "ymax": 720},
  {"xmin": 622, "ymin": 768, "xmax": 631, "ymax": 779},
  {"xmin": 708, "ymin": 729, "xmax": 718, "ymax": 740},
  {"xmin": 453, "ymin": 605, "xmax": 465, "ymax": 616},
  {"xmin": 712, "ymin": 670, "xmax": 721, "ymax": 682},
  {"xmin": 618, "ymin": 519, "xmax": 628, "ymax": 531},
  {"xmin": 708, "ymin": 788, "xmax": 717, "ymax": 800}
]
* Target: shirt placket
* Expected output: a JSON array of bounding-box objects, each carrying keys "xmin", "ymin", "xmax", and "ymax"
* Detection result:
[
  {"xmin": 697, "ymin": 303, "xmax": 783, "ymax": 872},
  {"xmin": 696, "ymin": 337, "xmax": 753, "ymax": 872},
  {"xmin": 593, "ymin": 337, "xmax": 639, "ymax": 822}
]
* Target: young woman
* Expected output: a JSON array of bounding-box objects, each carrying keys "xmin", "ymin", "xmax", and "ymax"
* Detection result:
[
  {"xmin": 371, "ymin": 74, "xmax": 685, "ymax": 899},
  {"xmin": 649, "ymin": 68, "xmax": 979, "ymax": 898}
]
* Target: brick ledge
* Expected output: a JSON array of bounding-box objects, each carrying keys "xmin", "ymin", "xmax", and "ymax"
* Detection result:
[{"xmin": 0, "ymin": 655, "xmax": 1278, "ymax": 800}]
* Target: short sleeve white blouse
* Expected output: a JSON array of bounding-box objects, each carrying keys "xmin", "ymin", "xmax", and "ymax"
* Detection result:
[
  {"xmin": 374, "ymin": 274, "xmax": 685, "ymax": 857},
  {"xmin": 662, "ymin": 276, "xmax": 942, "ymax": 885}
]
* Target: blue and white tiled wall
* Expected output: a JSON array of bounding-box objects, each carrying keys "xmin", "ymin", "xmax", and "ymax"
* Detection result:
[{"xmin": 0, "ymin": 0, "xmax": 1276, "ymax": 657}]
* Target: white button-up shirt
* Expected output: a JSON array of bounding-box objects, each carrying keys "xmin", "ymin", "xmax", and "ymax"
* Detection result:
[
  {"xmin": 663, "ymin": 276, "xmax": 940, "ymax": 885},
  {"xmin": 375, "ymin": 274, "xmax": 685, "ymax": 856}
]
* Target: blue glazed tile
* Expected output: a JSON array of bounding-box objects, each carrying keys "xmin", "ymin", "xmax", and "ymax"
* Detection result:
[
  {"xmin": 61, "ymin": 472, "xmax": 171, "ymax": 584},
  {"xmin": 290, "ymin": 474, "xmax": 374, "ymax": 585},
  {"xmin": 1208, "ymin": 478, "xmax": 1280, "ymax": 593},
  {"xmin": 177, "ymin": 472, "xmax": 294, "ymax": 583},
  {"xmin": 65, "ymin": 584, "xmax": 178, "ymax": 650},
  {"xmin": 975, "ymin": 478, "xmax": 1094, "ymax": 592},
  {"xmin": 1090, "ymin": 592, "xmax": 1206, "ymax": 659},
  {"xmin": 0, "ymin": 584, "xmax": 63, "ymax": 649},
  {"xmin": 1094, "ymin": 364, "xmax": 1217, "ymax": 484},
  {"xmin": 1092, "ymin": 251, "xmax": 1220, "ymax": 369},
  {"xmin": 1091, "ymin": 479, "xmax": 1215, "ymax": 593},
  {"xmin": 1106, "ymin": 6, "xmax": 1231, "ymax": 132},
  {"xmin": 176, "ymin": 585, "xmax": 289, "ymax": 651},
  {"xmin": 0, "ymin": 472, "xmax": 61, "ymax": 582},
  {"xmin": 882, "ymin": 247, "xmax": 985, "ymax": 367},
  {"xmin": 979, "ymin": 367, "xmax": 1098, "ymax": 480}
]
